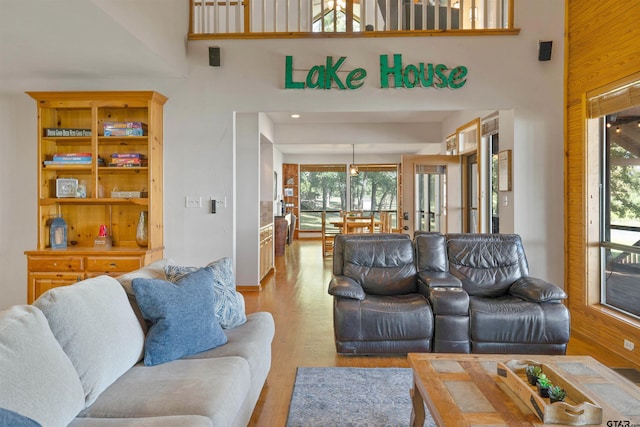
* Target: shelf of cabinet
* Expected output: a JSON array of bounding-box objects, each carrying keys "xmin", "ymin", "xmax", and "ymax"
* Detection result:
[
  {"xmin": 98, "ymin": 167, "xmax": 148, "ymax": 173},
  {"xmin": 42, "ymin": 137, "xmax": 92, "ymax": 145},
  {"xmin": 42, "ymin": 164, "xmax": 92, "ymax": 171},
  {"xmin": 39, "ymin": 198, "xmax": 150, "ymax": 206},
  {"xmin": 98, "ymin": 136, "xmax": 148, "ymax": 143},
  {"xmin": 26, "ymin": 90, "xmax": 167, "ymax": 302}
]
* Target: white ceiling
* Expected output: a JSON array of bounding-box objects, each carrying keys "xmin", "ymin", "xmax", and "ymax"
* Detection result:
[
  {"xmin": 267, "ymin": 111, "xmax": 453, "ymax": 154},
  {"xmin": 266, "ymin": 110, "xmax": 453, "ymax": 124}
]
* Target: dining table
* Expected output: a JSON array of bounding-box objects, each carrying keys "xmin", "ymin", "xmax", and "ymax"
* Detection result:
[{"xmin": 330, "ymin": 217, "xmax": 381, "ymax": 233}]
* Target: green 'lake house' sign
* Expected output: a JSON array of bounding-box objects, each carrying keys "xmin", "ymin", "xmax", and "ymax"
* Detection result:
[{"xmin": 285, "ymin": 54, "xmax": 468, "ymax": 90}]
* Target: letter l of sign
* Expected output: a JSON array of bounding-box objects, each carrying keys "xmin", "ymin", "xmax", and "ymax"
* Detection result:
[{"xmin": 285, "ymin": 56, "xmax": 305, "ymax": 89}]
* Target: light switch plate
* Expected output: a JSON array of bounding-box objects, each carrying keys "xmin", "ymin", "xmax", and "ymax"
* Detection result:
[{"xmin": 185, "ymin": 196, "xmax": 201, "ymax": 208}]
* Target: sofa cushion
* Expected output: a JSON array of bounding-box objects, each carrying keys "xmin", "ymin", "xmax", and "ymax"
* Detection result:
[
  {"xmin": 334, "ymin": 294, "xmax": 433, "ymax": 341},
  {"xmin": 33, "ymin": 276, "xmax": 146, "ymax": 406},
  {"xmin": 79, "ymin": 357, "xmax": 251, "ymax": 427},
  {"xmin": 333, "ymin": 233, "xmax": 411, "ymax": 276},
  {"xmin": 116, "ymin": 258, "xmax": 172, "ymax": 294},
  {"xmin": 446, "ymin": 234, "xmax": 529, "ymax": 297},
  {"xmin": 469, "ymin": 295, "xmax": 571, "ymax": 344},
  {"xmin": 165, "ymin": 257, "xmax": 247, "ymax": 329},
  {"xmin": 132, "ymin": 267, "xmax": 228, "ymax": 366},
  {"xmin": 116, "ymin": 258, "xmax": 174, "ymax": 334},
  {"xmin": 68, "ymin": 415, "xmax": 213, "ymax": 427},
  {"xmin": 342, "ymin": 239, "xmax": 417, "ymax": 295},
  {"xmin": 0, "ymin": 305, "xmax": 85, "ymax": 427},
  {"xmin": 185, "ymin": 312, "xmax": 274, "ymax": 384},
  {"xmin": 0, "ymin": 408, "xmax": 41, "ymax": 427}
]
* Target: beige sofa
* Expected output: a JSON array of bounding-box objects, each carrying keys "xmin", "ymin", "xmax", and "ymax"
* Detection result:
[{"xmin": 0, "ymin": 260, "xmax": 274, "ymax": 427}]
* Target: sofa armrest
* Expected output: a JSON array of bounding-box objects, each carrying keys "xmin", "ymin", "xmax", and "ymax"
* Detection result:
[
  {"xmin": 428, "ymin": 287, "xmax": 469, "ymax": 315},
  {"xmin": 417, "ymin": 271, "xmax": 462, "ymax": 289},
  {"xmin": 509, "ymin": 276, "xmax": 567, "ymax": 303},
  {"xmin": 328, "ymin": 275, "xmax": 366, "ymax": 300}
]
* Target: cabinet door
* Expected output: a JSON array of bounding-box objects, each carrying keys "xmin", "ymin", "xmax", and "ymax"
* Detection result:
[{"xmin": 28, "ymin": 273, "xmax": 83, "ymax": 303}]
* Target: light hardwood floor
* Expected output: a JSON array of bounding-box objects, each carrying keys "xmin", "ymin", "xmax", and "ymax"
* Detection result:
[{"xmin": 243, "ymin": 239, "xmax": 636, "ymax": 427}]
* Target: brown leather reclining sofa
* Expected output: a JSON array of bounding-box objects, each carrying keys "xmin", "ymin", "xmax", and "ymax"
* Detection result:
[{"xmin": 328, "ymin": 232, "xmax": 570, "ymax": 355}]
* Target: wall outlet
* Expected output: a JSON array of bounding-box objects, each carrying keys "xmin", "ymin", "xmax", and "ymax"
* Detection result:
[
  {"xmin": 185, "ymin": 196, "xmax": 201, "ymax": 208},
  {"xmin": 624, "ymin": 339, "xmax": 635, "ymax": 351}
]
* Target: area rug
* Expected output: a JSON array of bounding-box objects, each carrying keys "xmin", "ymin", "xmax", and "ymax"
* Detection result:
[{"xmin": 286, "ymin": 367, "xmax": 436, "ymax": 427}]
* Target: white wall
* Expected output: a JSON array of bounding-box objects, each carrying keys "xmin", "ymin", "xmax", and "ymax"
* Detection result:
[
  {"xmin": 0, "ymin": 0, "xmax": 565, "ymax": 308},
  {"xmin": 0, "ymin": 94, "xmax": 37, "ymax": 307}
]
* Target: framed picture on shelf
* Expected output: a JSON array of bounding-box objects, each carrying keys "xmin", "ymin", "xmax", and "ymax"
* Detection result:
[{"xmin": 284, "ymin": 188, "xmax": 294, "ymax": 197}]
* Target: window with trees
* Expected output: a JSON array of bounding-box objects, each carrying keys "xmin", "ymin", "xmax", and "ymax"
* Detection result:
[
  {"xmin": 590, "ymin": 78, "xmax": 640, "ymax": 319},
  {"xmin": 299, "ymin": 165, "xmax": 347, "ymax": 231},
  {"xmin": 298, "ymin": 163, "xmax": 398, "ymax": 231},
  {"xmin": 350, "ymin": 164, "xmax": 398, "ymax": 217}
]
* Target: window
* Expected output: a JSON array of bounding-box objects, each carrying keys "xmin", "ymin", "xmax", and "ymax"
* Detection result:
[
  {"xmin": 350, "ymin": 164, "xmax": 398, "ymax": 227},
  {"xmin": 312, "ymin": 0, "xmax": 361, "ymax": 32},
  {"xmin": 298, "ymin": 163, "xmax": 398, "ymax": 231},
  {"xmin": 588, "ymin": 76, "xmax": 640, "ymax": 319},
  {"xmin": 299, "ymin": 165, "xmax": 346, "ymax": 231}
]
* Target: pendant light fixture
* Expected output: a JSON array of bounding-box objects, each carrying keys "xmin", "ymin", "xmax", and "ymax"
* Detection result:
[{"xmin": 349, "ymin": 144, "xmax": 359, "ymax": 176}]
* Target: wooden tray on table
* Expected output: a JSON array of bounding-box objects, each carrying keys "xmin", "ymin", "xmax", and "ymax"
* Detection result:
[{"xmin": 497, "ymin": 359, "xmax": 603, "ymax": 425}]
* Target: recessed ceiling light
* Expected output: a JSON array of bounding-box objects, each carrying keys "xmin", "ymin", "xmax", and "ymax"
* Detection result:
[{"xmin": 291, "ymin": 114, "xmax": 300, "ymax": 119}]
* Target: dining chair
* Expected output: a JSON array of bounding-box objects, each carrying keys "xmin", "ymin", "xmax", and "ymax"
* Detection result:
[
  {"xmin": 322, "ymin": 211, "xmax": 341, "ymax": 257},
  {"xmin": 344, "ymin": 215, "xmax": 375, "ymax": 234},
  {"xmin": 379, "ymin": 212, "xmax": 392, "ymax": 233}
]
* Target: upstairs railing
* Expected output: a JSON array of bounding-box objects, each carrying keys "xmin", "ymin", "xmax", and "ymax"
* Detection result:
[{"xmin": 189, "ymin": 0, "xmax": 516, "ymax": 39}]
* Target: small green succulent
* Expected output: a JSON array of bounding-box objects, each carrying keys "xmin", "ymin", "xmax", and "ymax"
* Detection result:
[
  {"xmin": 536, "ymin": 373, "xmax": 552, "ymax": 388},
  {"xmin": 548, "ymin": 385, "xmax": 567, "ymax": 401},
  {"xmin": 526, "ymin": 365, "xmax": 542, "ymax": 377}
]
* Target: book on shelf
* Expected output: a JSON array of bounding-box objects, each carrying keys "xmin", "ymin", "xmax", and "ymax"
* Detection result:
[
  {"xmin": 44, "ymin": 160, "xmax": 92, "ymax": 166},
  {"xmin": 44, "ymin": 157, "xmax": 105, "ymax": 167},
  {"xmin": 51, "ymin": 156, "xmax": 92, "ymax": 162},
  {"xmin": 45, "ymin": 154, "xmax": 92, "ymax": 166},
  {"xmin": 111, "ymin": 153, "xmax": 146, "ymax": 159},
  {"xmin": 109, "ymin": 158, "xmax": 147, "ymax": 167},
  {"xmin": 54, "ymin": 152, "xmax": 92, "ymax": 158}
]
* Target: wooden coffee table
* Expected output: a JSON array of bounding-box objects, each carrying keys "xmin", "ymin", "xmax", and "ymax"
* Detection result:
[{"xmin": 408, "ymin": 353, "xmax": 640, "ymax": 427}]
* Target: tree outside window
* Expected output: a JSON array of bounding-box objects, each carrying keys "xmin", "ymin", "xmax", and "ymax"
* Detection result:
[{"xmin": 298, "ymin": 164, "xmax": 398, "ymax": 231}]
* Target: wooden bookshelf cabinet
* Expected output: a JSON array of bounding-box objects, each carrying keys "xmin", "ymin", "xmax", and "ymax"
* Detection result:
[
  {"xmin": 282, "ymin": 163, "xmax": 299, "ymax": 239},
  {"xmin": 25, "ymin": 91, "xmax": 167, "ymax": 303}
]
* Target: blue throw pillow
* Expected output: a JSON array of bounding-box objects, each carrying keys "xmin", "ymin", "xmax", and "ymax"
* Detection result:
[
  {"xmin": 0, "ymin": 408, "xmax": 41, "ymax": 427},
  {"xmin": 132, "ymin": 267, "xmax": 228, "ymax": 366},
  {"xmin": 164, "ymin": 257, "xmax": 247, "ymax": 329}
]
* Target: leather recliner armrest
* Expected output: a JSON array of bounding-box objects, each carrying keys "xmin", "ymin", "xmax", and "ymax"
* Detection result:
[
  {"xmin": 428, "ymin": 287, "xmax": 469, "ymax": 315},
  {"xmin": 509, "ymin": 276, "xmax": 567, "ymax": 303},
  {"xmin": 328, "ymin": 275, "xmax": 366, "ymax": 300}
]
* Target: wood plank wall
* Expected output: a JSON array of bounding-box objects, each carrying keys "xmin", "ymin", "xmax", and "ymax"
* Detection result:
[{"xmin": 566, "ymin": 1, "xmax": 640, "ymax": 367}]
